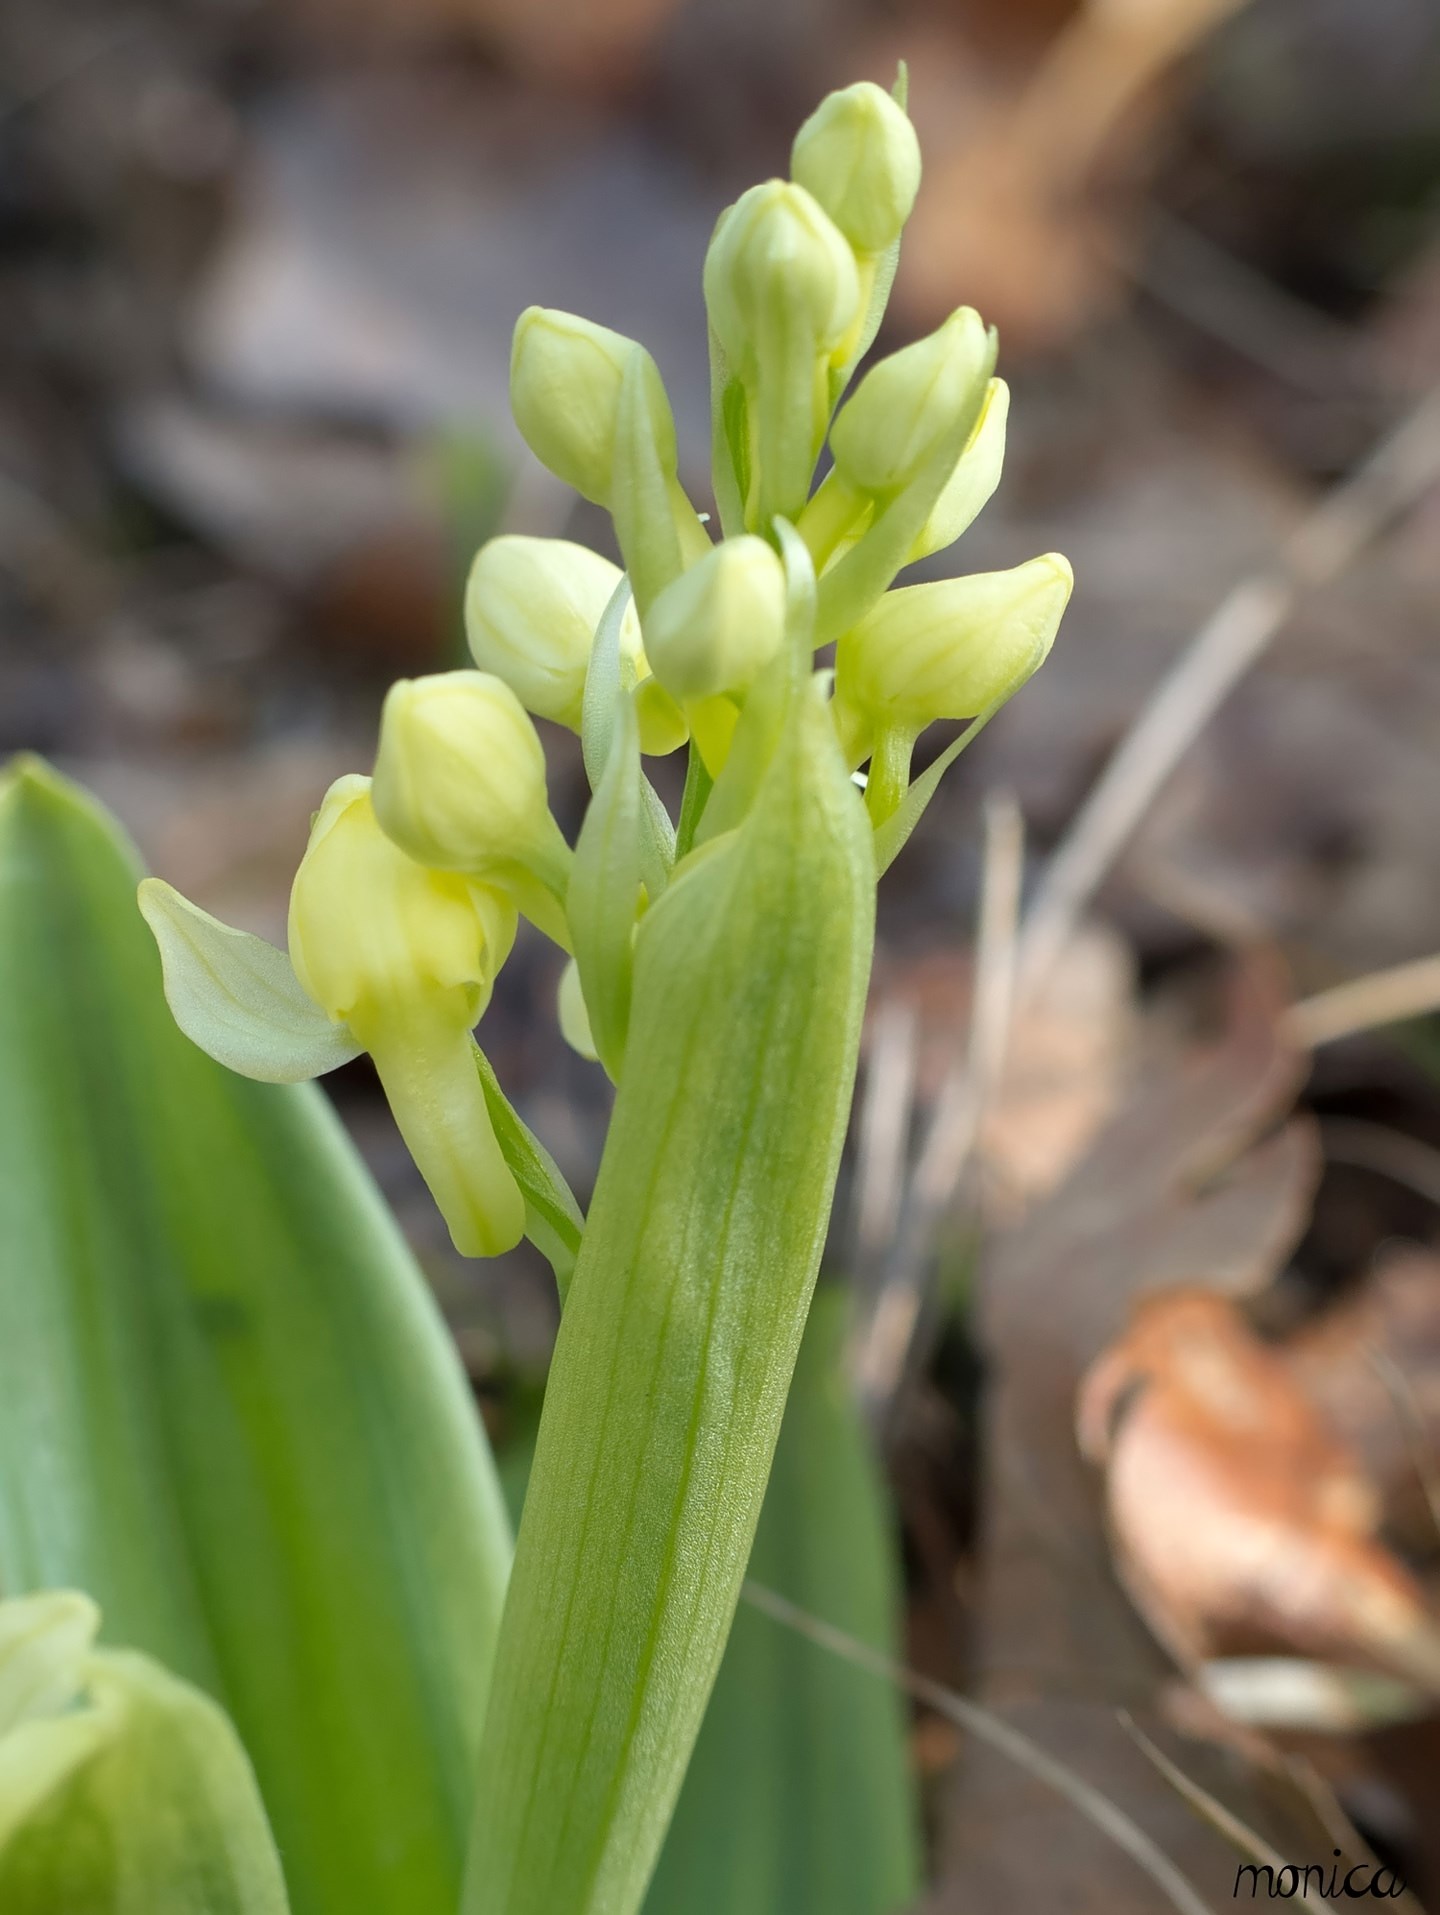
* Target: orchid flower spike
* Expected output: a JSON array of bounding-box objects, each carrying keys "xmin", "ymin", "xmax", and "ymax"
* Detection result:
[{"xmin": 139, "ymin": 776, "xmax": 525, "ymax": 1257}]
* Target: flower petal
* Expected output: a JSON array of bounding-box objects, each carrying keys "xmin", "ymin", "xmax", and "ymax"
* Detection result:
[{"xmin": 137, "ymin": 879, "xmax": 359, "ymax": 1084}]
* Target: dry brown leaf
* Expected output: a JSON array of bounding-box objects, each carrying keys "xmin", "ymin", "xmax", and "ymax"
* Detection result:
[
  {"xmin": 935, "ymin": 949, "xmax": 1338, "ymax": 1911},
  {"xmin": 868, "ymin": 921, "xmax": 1137, "ymax": 1206},
  {"xmin": 1080, "ymin": 1286, "xmax": 1440, "ymax": 1688},
  {"xmin": 1285, "ymin": 1249, "xmax": 1440, "ymax": 1559},
  {"xmin": 985, "ymin": 923, "xmax": 1138, "ymax": 1205}
]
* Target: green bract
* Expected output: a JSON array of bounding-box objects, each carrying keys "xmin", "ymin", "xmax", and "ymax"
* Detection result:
[
  {"xmin": 463, "ymin": 677, "xmax": 875, "ymax": 1915},
  {"xmin": 114, "ymin": 64, "xmax": 1071, "ymax": 1915}
]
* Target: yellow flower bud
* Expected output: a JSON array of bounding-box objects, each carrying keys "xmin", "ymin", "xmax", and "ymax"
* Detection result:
[
  {"xmin": 829, "ymin": 306, "xmax": 993, "ymax": 498},
  {"xmin": 510, "ymin": 307, "xmax": 677, "ymax": 507},
  {"xmin": 836, "ymin": 554, "xmax": 1072, "ymax": 729},
  {"xmin": 910, "ymin": 378, "xmax": 1009, "ymax": 562},
  {"xmin": 287, "ymin": 776, "xmax": 524, "ymax": 1257},
  {"xmin": 466, "ymin": 536, "xmax": 643, "ymax": 731},
  {"xmin": 642, "ymin": 536, "xmax": 787, "ymax": 701},
  {"xmin": 705, "ymin": 181, "xmax": 860, "ymax": 528},
  {"xmin": 791, "ymin": 80, "xmax": 922, "ymax": 257},
  {"xmin": 704, "ymin": 181, "xmax": 860, "ymax": 368},
  {"xmin": 371, "ymin": 671, "xmax": 565, "ymax": 890}
]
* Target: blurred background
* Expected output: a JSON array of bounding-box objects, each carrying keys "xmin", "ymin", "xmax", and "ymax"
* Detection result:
[{"xmin": 5, "ymin": 0, "xmax": 1440, "ymax": 1904}]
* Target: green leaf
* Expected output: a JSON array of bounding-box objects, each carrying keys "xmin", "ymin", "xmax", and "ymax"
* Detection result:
[
  {"xmin": 475, "ymin": 1043, "xmax": 585, "ymax": 1298},
  {"xmin": 646, "ymin": 1287, "xmax": 921, "ymax": 1915},
  {"xmin": 0, "ymin": 1593, "xmax": 290, "ymax": 1914},
  {"xmin": 0, "ymin": 758, "xmax": 513, "ymax": 1915},
  {"xmin": 462, "ymin": 679, "xmax": 875, "ymax": 1915}
]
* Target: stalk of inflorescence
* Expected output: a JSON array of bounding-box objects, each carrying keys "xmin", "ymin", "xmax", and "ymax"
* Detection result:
[{"xmin": 138, "ymin": 71, "xmax": 1072, "ymax": 1915}]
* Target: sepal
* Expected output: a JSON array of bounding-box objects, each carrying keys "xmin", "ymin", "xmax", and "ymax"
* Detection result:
[{"xmin": 137, "ymin": 878, "xmax": 360, "ymax": 1084}]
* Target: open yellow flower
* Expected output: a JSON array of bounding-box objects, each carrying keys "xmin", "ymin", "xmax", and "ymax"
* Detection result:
[{"xmin": 139, "ymin": 775, "xmax": 524, "ymax": 1257}]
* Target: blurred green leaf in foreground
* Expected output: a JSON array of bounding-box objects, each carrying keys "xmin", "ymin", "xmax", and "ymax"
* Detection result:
[{"xmin": 0, "ymin": 757, "xmax": 513, "ymax": 1915}]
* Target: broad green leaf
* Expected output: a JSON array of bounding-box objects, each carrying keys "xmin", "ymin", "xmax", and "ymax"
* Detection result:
[
  {"xmin": 0, "ymin": 1592, "xmax": 289, "ymax": 1914},
  {"xmin": 646, "ymin": 1287, "xmax": 921, "ymax": 1915},
  {"xmin": 463, "ymin": 679, "xmax": 875, "ymax": 1915},
  {"xmin": 0, "ymin": 758, "xmax": 512, "ymax": 1915}
]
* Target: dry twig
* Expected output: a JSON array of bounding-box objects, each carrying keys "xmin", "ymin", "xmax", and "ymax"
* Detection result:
[
  {"xmin": 742, "ymin": 1580, "xmax": 1217, "ymax": 1915},
  {"xmin": 852, "ymin": 793, "xmax": 1024, "ymax": 1416},
  {"xmin": 1284, "ymin": 954, "xmax": 1440, "ymax": 1050},
  {"xmin": 1319, "ymin": 1118, "xmax": 1440, "ymax": 1210},
  {"xmin": 1018, "ymin": 383, "xmax": 1440, "ymax": 997}
]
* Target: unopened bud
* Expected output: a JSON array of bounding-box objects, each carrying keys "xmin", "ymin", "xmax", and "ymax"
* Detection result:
[
  {"xmin": 791, "ymin": 80, "xmax": 921, "ymax": 257},
  {"xmin": 704, "ymin": 181, "xmax": 860, "ymax": 368},
  {"xmin": 829, "ymin": 306, "xmax": 993, "ymax": 498},
  {"xmin": 910, "ymin": 378, "xmax": 1009, "ymax": 561},
  {"xmin": 466, "ymin": 536, "xmax": 642, "ymax": 731},
  {"xmin": 510, "ymin": 307, "xmax": 677, "ymax": 507},
  {"xmin": 643, "ymin": 537, "xmax": 787, "ymax": 702},
  {"xmin": 373, "ymin": 672, "xmax": 557, "ymax": 879},
  {"xmin": 836, "ymin": 554, "xmax": 1072, "ymax": 729}
]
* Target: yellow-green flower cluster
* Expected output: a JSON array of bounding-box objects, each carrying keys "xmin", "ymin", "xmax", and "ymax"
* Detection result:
[
  {"xmin": 140, "ymin": 68, "xmax": 1072, "ymax": 1262},
  {"xmin": 499, "ymin": 71, "xmax": 1070, "ymax": 824}
]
